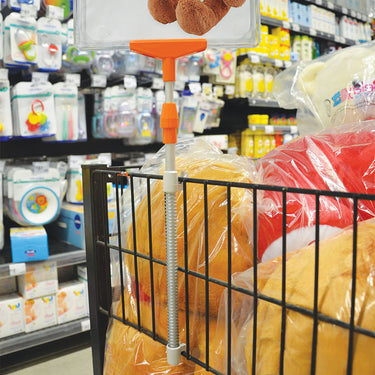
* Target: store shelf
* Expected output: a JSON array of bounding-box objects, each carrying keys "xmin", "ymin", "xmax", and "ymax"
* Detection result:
[
  {"xmin": 243, "ymin": 52, "xmax": 289, "ymax": 68},
  {"xmin": 298, "ymin": 0, "xmax": 372, "ymax": 23},
  {"xmin": 0, "ymin": 241, "xmax": 85, "ymax": 279},
  {"xmin": 0, "ymin": 318, "xmax": 91, "ymax": 356},
  {"xmin": 248, "ymin": 97, "xmax": 281, "ymax": 108},
  {"xmin": 248, "ymin": 124, "xmax": 299, "ymax": 134},
  {"xmin": 261, "ymin": 15, "xmax": 359, "ymax": 46}
]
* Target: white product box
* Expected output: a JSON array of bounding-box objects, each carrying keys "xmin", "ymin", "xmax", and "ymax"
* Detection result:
[
  {"xmin": 25, "ymin": 294, "xmax": 57, "ymax": 333},
  {"xmin": 57, "ymin": 280, "xmax": 88, "ymax": 324},
  {"xmin": 77, "ymin": 265, "xmax": 89, "ymax": 314},
  {"xmin": 18, "ymin": 261, "xmax": 58, "ymax": 299},
  {"xmin": 77, "ymin": 265, "xmax": 87, "ymax": 282},
  {"xmin": 0, "ymin": 277, "xmax": 17, "ymax": 295},
  {"xmin": 0, "ymin": 294, "xmax": 25, "ymax": 338}
]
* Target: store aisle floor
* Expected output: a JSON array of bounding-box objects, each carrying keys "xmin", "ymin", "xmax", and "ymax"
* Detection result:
[{"xmin": 8, "ymin": 348, "xmax": 93, "ymax": 375}]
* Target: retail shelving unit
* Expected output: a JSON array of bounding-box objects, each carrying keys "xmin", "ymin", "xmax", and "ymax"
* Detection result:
[
  {"xmin": 299, "ymin": 0, "xmax": 372, "ymax": 22},
  {"xmin": 247, "ymin": 97, "xmax": 281, "ymax": 108},
  {"xmin": 0, "ymin": 241, "xmax": 89, "ymax": 362},
  {"xmin": 261, "ymin": 15, "xmax": 358, "ymax": 46},
  {"xmin": 248, "ymin": 124, "xmax": 299, "ymax": 134},
  {"xmin": 0, "ymin": 317, "xmax": 91, "ymax": 356}
]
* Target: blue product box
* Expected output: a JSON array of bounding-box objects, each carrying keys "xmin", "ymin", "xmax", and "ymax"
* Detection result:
[
  {"xmin": 305, "ymin": 6, "xmax": 311, "ymax": 27},
  {"xmin": 289, "ymin": 2, "xmax": 295, "ymax": 22},
  {"xmin": 10, "ymin": 227, "xmax": 49, "ymax": 263},
  {"xmin": 49, "ymin": 202, "xmax": 116, "ymax": 250}
]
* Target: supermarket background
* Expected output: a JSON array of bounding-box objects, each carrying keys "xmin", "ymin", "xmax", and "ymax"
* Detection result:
[{"xmin": 0, "ymin": 0, "xmax": 374, "ymax": 373}]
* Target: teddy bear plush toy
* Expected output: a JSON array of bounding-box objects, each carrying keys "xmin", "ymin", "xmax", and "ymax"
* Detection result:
[{"xmin": 148, "ymin": 0, "xmax": 246, "ymax": 35}]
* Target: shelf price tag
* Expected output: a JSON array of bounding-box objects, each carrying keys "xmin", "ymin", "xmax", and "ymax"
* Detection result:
[
  {"xmin": 292, "ymin": 23, "xmax": 300, "ymax": 32},
  {"xmin": 315, "ymin": 0, "xmax": 322, "ymax": 5},
  {"xmin": 81, "ymin": 319, "xmax": 91, "ymax": 332},
  {"xmin": 340, "ymin": 36, "xmax": 346, "ymax": 43},
  {"xmin": 290, "ymin": 126, "xmax": 298, "ymax": 134},
  {"xmin": 188, "ymin": 82, "xmax": 202, "ymax": 94},
  {"xmin": 152, "ymin": 77, "xmax": 164, "ymax": 90},
  {"xmin": 327, "ymin": 1, "xmax": 334, "ymax": 9},
  {"xmin": 284, "ymin": 61, "xmax": 292, "ymax": 68},
  {"xmin": 202, "ymin": 83, "xmax": 212, "ymax": 96},
  {"xmin": 9, "ymin": 263, "xmax": 26, "ymax": 276},
  {"xmin": 91, "ymin": 74, "xmax": 107, "ymax": 88},
  {"xmin": 265, "ymin": 125, "xmax": 274, "ymax": 134},
  {"xmin": 21, "ymin": 3, "xmax": 37, "ymax": 17},
  {"xmin": 32, "ymin": 72, "xmax": 49, "ymax": 84},
  {"xmin": 65, "ymin": 74, "xmax": 81, "ymax": 87},
  {"xmin": 46, "ymin": 5, "xmax": 64, "ymax": 20},
  {"xmin": 282, "ymin": 21, "xmax": 291, "ymax": 29},
  {"xmin": 225, "ymin": 85, "xmax": 235, "ymax": 96},
  {"xmin": 309, "ymin": 28, "xmax": 317, "ymax": 36},
  {"xmin": 275, "ymin": 59, "xmax": 283, "ymax": 68},
  {"xmin": 124, "ymin": 75, "xmax": 137, "ymax": 89},
  {"xmin": 250, "ymin": 54, "xmax": 260, "ymax": 64},
  {"xmin": 214, "ymin": 85, "xmax": 224, "ymax": 98},
  {"xmin": 334, "ymin": 35, "xmax": 341, "ymax": 43},
  {"xmin": 33, "ymin": 161, "xmax": 50, "ymax": 175},
  {"xmin": 342, "ymin": 7, "xmax": 348, "ymax": 14},
  {"xmin": 0, "ymin": 69, "xmax": 8, "ymax": 81},
  {"xmin": 174, "ymin": 80, "xmax": 185, "ymax": 91}
]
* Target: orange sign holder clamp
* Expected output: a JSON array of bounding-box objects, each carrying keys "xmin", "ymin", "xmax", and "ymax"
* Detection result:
[{"xmin": 130, "ymin": 39, "xmax": 207, "ymax": 366}]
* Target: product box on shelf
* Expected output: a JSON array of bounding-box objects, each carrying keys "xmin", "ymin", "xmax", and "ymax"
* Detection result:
[
  {"xmin": 57, "ymin": 280, "xmax": 88, "ymax": 324},
  {"xmin": 48, "ymin": 202, "xmax": 116, "ymax": 249},
  {"xmin": 77, "ymin": 265, "xmax": 89, "ymax": 314},
  {"xmin": 17, "ymin": 260, "xmax": 58, "ymax": 299},
  {"xmin": 0, "ymin": 277, "xmax": 17, "ymax": 295},
  {"xmin": 24, "ymin": 294, "xmax": 57, "ymax": 333},
  {"xmin": 0, "ymin": 293, "xmax": 25, "ymax": 338},
  {"xmin": 10, "ymin": 226, "xmax": 49, "ymax": 263}
]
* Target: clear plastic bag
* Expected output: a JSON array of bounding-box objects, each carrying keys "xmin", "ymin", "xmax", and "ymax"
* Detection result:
[
  {"xmin": 256, "ymin": 121, "xmax": 375, "ymax": 262},
  {"xmin": 104, "ymin": 138, "xmax": 256, "ymax": 374},
  {"xmin": 230, "ymin": 218, "xmax": 375, "ymax": 375},
  {"xmin": 273, "ymin": 41, "xmax": 375, "ymax": 134}
]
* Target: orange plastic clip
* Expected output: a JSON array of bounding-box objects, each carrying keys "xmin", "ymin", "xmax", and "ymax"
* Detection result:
[
  {"xmin": 130, "ymin": 39, "xmax": 207, "ymax": 81},
  {"xmin": 130, "ymin": 39, "xmax": 207, "ymax": 144},
  {"xmin": 160, "ymin": 103, "xmax": 179, "ymax": 144}
]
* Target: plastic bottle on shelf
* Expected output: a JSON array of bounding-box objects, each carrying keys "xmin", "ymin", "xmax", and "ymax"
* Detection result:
[
  {"xmin": 240, "ymin": 60, "xmax": 253, "ymax": 98},
  {"xmin": 264, "ymin": 65, "xmax": 276, "ymax": 99},
  {"xmin": 251, "ymin": 64, "xmax": 265, "ymax": 99}
]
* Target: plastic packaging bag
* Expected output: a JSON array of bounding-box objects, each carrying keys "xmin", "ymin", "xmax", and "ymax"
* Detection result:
[
  {"xmin": 104, "ymin": 138, "xmax": 256, "ymax": 374},
  {"xmin": 229, "ymin": 218, "xmax": 375, "ymax": 375},
  {"xmin": 273, "ymin": 41, "xmax": 375, "ymax": 134},
  {"xmin": 256, "ymin": 121, "xmax": 375, "ymax": 262}
]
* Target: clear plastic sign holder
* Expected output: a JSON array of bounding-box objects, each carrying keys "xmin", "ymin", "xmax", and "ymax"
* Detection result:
[{"xmin": 74, "ymin": 0, "xmax": 260, "ymax": 366}]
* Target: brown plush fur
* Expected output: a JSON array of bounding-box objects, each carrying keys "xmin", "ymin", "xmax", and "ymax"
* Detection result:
[
  {"xmin": 148, "ymin": 0, "xmax": 246, "ymax": 35},
  {"xmin": 148, "ymin": 0, "xmax": 179, "ymax": 24}
]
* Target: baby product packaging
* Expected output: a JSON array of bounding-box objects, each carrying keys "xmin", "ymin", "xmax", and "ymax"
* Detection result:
[
  {"xmin": 0, "ymin": 294, "xmax": 25, "ymax": 338},
  {"xmin": 24, "ymin": 294, "xmax": 57, "ymax": 332},
  {"xmin": 18, "ymin": 260, "xmax": 58, "ymax": 299},
  {"xmin": 77, "ymin": 265, "xmax": 89, "ymax": 313},
  {"xmin": 10, "ymin": 226, "xmax": 49, "ymax": 263},
  {"xmin": 57, "ymin": 279, "xmax": 88, "ymax": 324}
]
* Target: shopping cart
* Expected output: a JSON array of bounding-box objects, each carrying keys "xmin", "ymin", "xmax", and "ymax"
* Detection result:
[{"xmin": 82, "ymin": 164, "xmax": 375, "ymax": 375}]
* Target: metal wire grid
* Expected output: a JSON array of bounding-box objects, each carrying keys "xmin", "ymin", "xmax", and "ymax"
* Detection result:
[{"xmin": 82, "ymin": 165, "xmax": 375, "ymax": 375}]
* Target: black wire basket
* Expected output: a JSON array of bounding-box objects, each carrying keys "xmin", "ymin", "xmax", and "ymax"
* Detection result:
[{"xmin": 82, "ymin": 164, "xmax": 375, "ymax": 375}]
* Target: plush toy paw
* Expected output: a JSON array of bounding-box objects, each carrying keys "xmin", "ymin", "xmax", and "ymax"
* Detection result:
[
  {"xmin": 148, "ymin": 0, "xmax": 179, "ymax": 24},
  {"xmin": 176, "ymin": 0, "xmax": 230, "ymax": 35}
]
